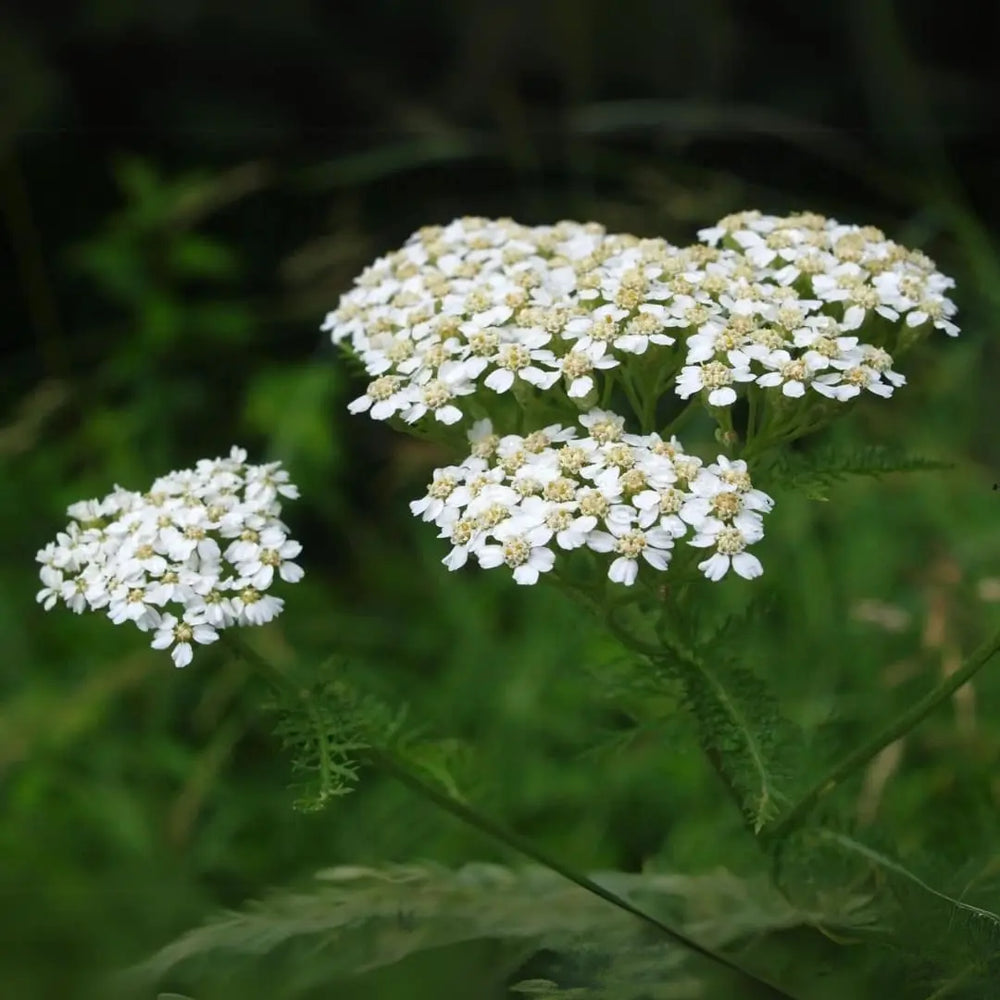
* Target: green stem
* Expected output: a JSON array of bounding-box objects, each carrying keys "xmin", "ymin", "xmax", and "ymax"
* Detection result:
[
  {"xmin": 222, "ymin": 632, "xmax": 797, "ymax": 998},
  {"xmin": 222, "ymin": 630, "xmax": 294, "ymax": 694},
  {"xmin": 764, "ymin": 621, "xmax": 1000, "ymax": 842},
  {"xmin": 603, "ymin": 611, "xmax": 763, "ymax": 821},
  {"xmin": 370, "ymin": 749, "xmax": 796, "ymax": 998},
  {"xmin": 618, "ymin": 369, "xmax": 645, "ymax": 427},
  {"xmin": 640, "ymin": 379, "xmax": 659, "ymax": 434},
  {"xmin": 662, "ymin": 398, "xmax": 699, "ymax": 438},
  {"xmin": 746, "ymin": 390, "xmax": 759, "ymax": 448}
]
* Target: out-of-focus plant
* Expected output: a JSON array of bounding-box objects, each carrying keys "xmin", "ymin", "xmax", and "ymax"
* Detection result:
[{"xmin": 34, "ymin": 198, "xmax": 1000, "ymax": 999}]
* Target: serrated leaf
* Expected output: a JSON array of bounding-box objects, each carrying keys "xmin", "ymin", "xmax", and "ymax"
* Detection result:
[
  {"xmin": 654, "ymin": 604, "xmax": 802, "ymax": 834},
  {"xmin": 123, "ymin": 863, "xmax": 865, "ymax": 998},
  {"xmin": 766, "ymin": 444, "xmax": 951, "ymax": 498},
  {"xmin": 678, "ymin": 654, "xmax": 792, "ymax": 832},
  {"xmin": 270, "ymin": 667, "xmax": 400, "ymax": 812}
]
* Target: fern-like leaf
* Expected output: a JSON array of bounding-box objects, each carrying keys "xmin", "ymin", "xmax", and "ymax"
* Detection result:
[
  {"xmin": 776, "ymin": 826, "xmax": 1000, "ymax": 998},
  {"xmin": 766, "ymin": 444, "xmax": 951, "ymax": 501},
  {"xmin": 677, "ymin": 653, "xmax": 794, "ymax": 833},
  {"xmin": 270, "ymin": 668, "xmax": 401, "ymax": 811},
  {"xmin": 123, "ymin": 863, "xmax": 870, "ymax": 999},
  {"xmin": 654, "ymin": 603, "xmax": 803, "ymax": 834}
]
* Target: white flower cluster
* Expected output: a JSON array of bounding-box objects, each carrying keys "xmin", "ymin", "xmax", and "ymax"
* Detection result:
[
  {"xmin": 410, "ymin": 413, "xmax": 773, "ymax": 586},
  {"xmin": 324, "ymin": 212, "xmax": 958, "ymax": 426},
  {"xmin": 36, "ymin": 448, "xmax": 303, "ymax": 667},
  {"xmin": 698, "ymin": 210, "xmax": 959, "ymax": 337}
]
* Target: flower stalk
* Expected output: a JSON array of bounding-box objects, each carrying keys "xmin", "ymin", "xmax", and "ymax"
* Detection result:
[{"xmin": 765, "ymin": 620, "xmax": 1000, "ymax": 841}]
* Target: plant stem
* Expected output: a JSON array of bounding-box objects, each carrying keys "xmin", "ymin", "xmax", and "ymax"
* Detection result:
[
  {"xmin": 662, "ymin": 398, "xmax": 699, "ymax": 437},
  {"xmin": 764, "ymin": 621, "xmax": 1000, "ymax": 842},
  {"xmin": 371, "ymin": 748, "xmax": 798, "ymax": 999},
  {"xmin": 222, "ymin": 630, "xmax": 295, "ymax": 694},
  {"xmin": 222, "ymin": 631, "xmax": 798, "ymax": 999}
]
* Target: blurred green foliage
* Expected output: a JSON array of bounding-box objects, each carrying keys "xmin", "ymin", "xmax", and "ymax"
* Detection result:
[{"xmin": 2, "ymin": 1, "xmax": 1000, "ymax": 997}]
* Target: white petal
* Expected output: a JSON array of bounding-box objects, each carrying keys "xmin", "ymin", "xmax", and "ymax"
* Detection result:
[
  {"xmin": 485, "ymin": 368, "xmax": 515, "ymax": 393},
  {"xmin": 732, "ymin": 552, "xmax": 763, "ymax": 580},
  {"xmin": 435, "ymin": 405, "xmax": 464, "ymax": 425},
  {"xmin": 642, "ymin": 548, "xmax": 671, "ymax": 571},
  {"xmin": 442, "ymin": 547, "xmax": 468, "ymax": 571},
  {"xmin": 279, "ymin": 562, "xmax": 305, "ymax": 583},
  {"xmin": 645, "ymin": 527, "xmax": 675, "ymax": 548},
  {"xmin": 172, "ymin": 642, "xmax": 193, "ymax": 668},
  {"xmin": 608, "ymin": 557, "xmax": 637, "ymax": 586},
  {"xmin": 151, "ymin": 630, "xmax": 174, "ymax": 651},
  {"xmin": 192, "ymin": 625, "xmax": 219, "ymax": 645},
  {"xmin": 708, "ymin": 386, "xmax": 738, "ymax": 406},
  {"xmin": 477, "ymin": 546, "xmax": 504, "ymax": 569},
  {"xmin": 586, "ymin": 531, "xmax": 615, "ymax": 553},
  {"xmin": 348, "ymin": 395, "xmax": 374, "ymax": 414},
  {"xmin": 698, "ymin": 553, "xmax": 730, "ymax": 581}
]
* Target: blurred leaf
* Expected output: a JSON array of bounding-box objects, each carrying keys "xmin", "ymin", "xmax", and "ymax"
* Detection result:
[
  {"xmin": 167, "ymin": 235, "xmax": 240, "ymax": 280},
  {"xmin": 243, "ymin": 364, "xmax": 343, "ymax": 474},
  {"xmin": 124, "ymin": 862, "xmax": 869, "ymax": 997}
]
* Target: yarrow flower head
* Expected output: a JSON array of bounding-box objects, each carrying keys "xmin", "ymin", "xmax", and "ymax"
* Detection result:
[
  {"xmin": 408, "ymin": 414, "xmax": 773, "ymax": 586},
  {"xmin": 697, "ymin": 209, "xmax": 959, "ymax": 337},
  {"xmin": 36, "ymin": 447, "xmax": 303, "ymax": 667},
  {"xmin": 325, "ymin": 213, "xmax": 958, "ymax": 435}
]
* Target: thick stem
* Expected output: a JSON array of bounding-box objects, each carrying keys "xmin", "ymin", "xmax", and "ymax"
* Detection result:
[{"xmin": 764, "ymin": 621, "xmax": 1000, "ymax": 842}]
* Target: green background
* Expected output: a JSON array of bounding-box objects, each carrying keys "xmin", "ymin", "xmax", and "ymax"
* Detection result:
[{"xmin": 2, "ymin": 2, "xmax": 999, "ymax": 996}]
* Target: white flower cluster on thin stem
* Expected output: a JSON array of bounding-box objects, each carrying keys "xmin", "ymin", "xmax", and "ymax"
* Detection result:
[
  {"xmin": 324, "ymin": 212, "xmax": 957, "ymax": 425},
  {"xmin": 411, "ymin": 413, "xmax": 773, "ymax": 586},
  {"xmin": 36, "ymin": 447, "xmax": 303, "ymax": 667}
]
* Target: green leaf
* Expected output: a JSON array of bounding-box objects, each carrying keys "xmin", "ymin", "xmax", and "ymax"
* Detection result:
[
  {"xmin": 676, "ymin": 652, "xmax": 794, "ymax": 833},
  {"xmin": 777, "ymin": 827, "xmax": 1000, "ymax": 998},
  {"xmin": 816, "ymin": 830, "xmax": 1000, "ymax": 932},
  {"xmin": 167, "ymin": 235, "xmax": 240, "ymax": 279},
  {"xmin": 123, "ymin": 863, "xmax": 864, "ymax": 998},
  {"xmin": 270, "ymin": 667, "xmax": 401, "ymax": 812},
  {"xmin": 765, "ymin": 444, "xmax": 951, "ymax": 501},
  {"xmin": 658, "ymin": 603, "xmax": 804, "ymax": 834}
]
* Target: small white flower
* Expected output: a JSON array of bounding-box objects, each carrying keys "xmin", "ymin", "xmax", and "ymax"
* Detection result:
[
  {"xmin": 755, "ymin": 350, "xmax": 824, "ymax": 398},
  {"xmin": 236, "ymin": 527, "xmax": 304, "ymax": 589},
  {"xmin": 476, "ymin": 521, "xmax": 555, "ymax": 585},
  {"xmin": 402, "ymin": 361, "xmax": 476, "ymax": 425},
  {"xmin": 634, "ymin": 485, "xmax": 688, "ymax": 537},
  {"xmin": 517, "ymin": 496, "xmax": 596, "ymax": 551},
  {"xmin": 36, "ymin": 564, "xmax": 64, "ymax": 610},
  {"xmin": 349, "ymin": 374, "xmax": 414, "ymax": 421},
  {"xmin": 232, "ymin": 586, "xmax": 285, "ymax": 626},
  {"xmin": 410, "ymin": 467, "xmax": 466, "ymax": 522},
  {"xmin": 245, "ymin": 463, "xmax": 300, "ymax": 504},
  {"xmin": 150, "ymin": 611, "xmax": 219, "ymax": 668},
  {"xmin": 578, "ymin": 409, "xmax": 626, "ymax": 444},
  {"xmin": 813, "ymin": 355, "xmax": 900, "ymax": 401},
  {"xmin": 562, "ymin": 304, "xmax": 630, "ymax": 352},
  {"xmin": 676, "ymin": 354, "xmax": 755, "ymax": 407},
  {"xmin": 586, "ymin": 517, "xmax": 675, "ymax": 585},
  {"xmin": 107, "ymin": 582, "xmax": 159, "ymax": 627},
  {"xmin": 559, "ymin": 343, "xmax": 618, "ymax": 399},
  {"xmin": 689, "ymin": 513, "xmax": 765, "ymax": 581},
  {"xmin": 482, "ymin": 331, "xmax": 560, "ymax": 394},
  {"xmin": 463, "ymin": 420, "xmax": 498, "ymax": 460}
]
